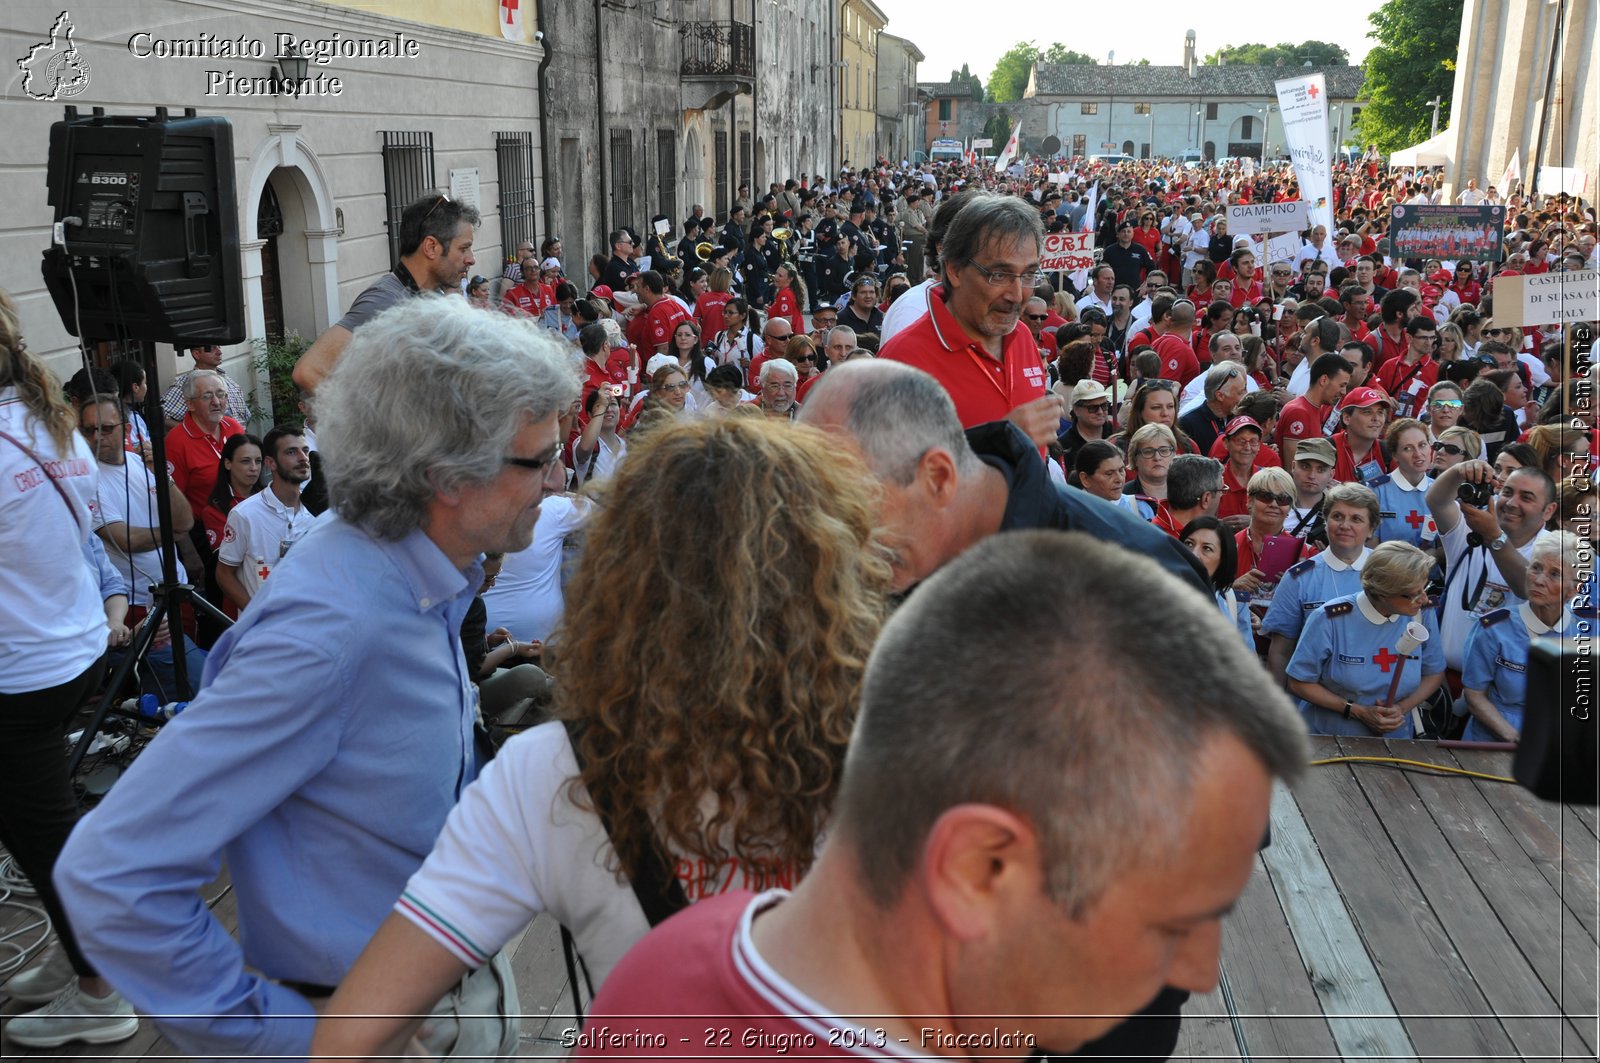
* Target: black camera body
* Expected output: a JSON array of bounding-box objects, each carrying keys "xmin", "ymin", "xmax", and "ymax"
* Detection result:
[{"xmin": 1457, "ymin": 479, "xmax": 1493, "ymax": 508}]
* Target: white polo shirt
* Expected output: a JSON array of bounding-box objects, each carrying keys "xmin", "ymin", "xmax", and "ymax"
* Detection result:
[
  {"xmin": 217, "ymin": 486, "xmax": 318, "ymax": 603},
  {"xmin": 93, "ymin": 457, "xmax": 187, "ymax": 606}
]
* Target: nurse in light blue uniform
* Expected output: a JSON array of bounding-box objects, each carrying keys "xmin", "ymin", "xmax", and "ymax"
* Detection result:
[
  {"xmin": 1263, "ymin": 483, "xmax": 1378, "ymax": 683},
  {"xmin": 1370, "ymin": 418, "xmax": 1437, "ymax": 547},
  {"xmin": 1288, "ymin": 542, "xmax": 1446, "ymax": 738},
  {"xmin": 1461, "ymin": 532, "xmax": 1588, "ymax": 742}
]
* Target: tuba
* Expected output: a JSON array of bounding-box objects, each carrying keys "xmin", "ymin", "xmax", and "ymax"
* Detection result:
[
  {"xmin": 695, "ymin": 242, "xmax": 716, "ymax": 263},
  {"xmin": 771, "ymin": 227, "xmax": 792, "ymax": 255}
]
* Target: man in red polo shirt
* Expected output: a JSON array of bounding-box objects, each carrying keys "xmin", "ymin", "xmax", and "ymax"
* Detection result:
[
  {"xmin": 501, "ymin": 248, "xmax": 542, "ymax": 316},
  {"xmin": 165, "ymin": 369, "xmax": 245, "ymax": 515},
  {"xmin": 1372, "ymin": 317, "xmax": 1439, "ymax": 419},
  {"xmin": 1331, "ymin": 387, "xmax": 1394, "ymax": 484},
  {"xmin": 1153, "ymin": 299, "xmax": 1202, "ymax": 385},
  {"xmin": 880, "ymin": 194, "xmax": 1060, "ymax": 452},
  {"xmin": 1277, "ymin": 352, "xmax": 1351, "ymax": 452},
  {"xmin": 638, "ymin": 270, "xmax": 688, "ymax": 355}
]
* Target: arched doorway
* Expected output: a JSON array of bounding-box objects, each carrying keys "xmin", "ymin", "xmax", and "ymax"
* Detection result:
[
  {"xmin": 683, "ymin": 125, "xmax": 706, "ymax": 218},
  {"xmin": 799, "ymin": 135, "xmax": 809, "ymax": 178},
  {"xmin": 242, "ymin": 131, "xmax": 339, "ymax": 345},
  {"xmin": 257, "ymin": 183, "xmax": 286, "ymax": 341},
  {"xmin": 1122, "ymin": 139, "xmax": 1135, "ymax": 156}
]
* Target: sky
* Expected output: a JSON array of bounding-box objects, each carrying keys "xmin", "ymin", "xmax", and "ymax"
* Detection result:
[{"xmin": 872, "ymin": 0, "xmax": 1390, "ymax": 85}]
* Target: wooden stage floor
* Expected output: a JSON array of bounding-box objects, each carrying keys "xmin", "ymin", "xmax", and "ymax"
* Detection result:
[{"xmin": 3, "ymin": 735, "xmax": 1596, "ymax": 1060}]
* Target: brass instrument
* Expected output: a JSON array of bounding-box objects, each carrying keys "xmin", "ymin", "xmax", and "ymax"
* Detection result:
[{"xmin": 695, "ymin": 241, "xmax": 716, "ymax": 262}]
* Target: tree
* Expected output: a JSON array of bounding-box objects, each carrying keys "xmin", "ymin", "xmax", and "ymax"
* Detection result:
[
  {"xmin": 948, "ymin": 63, "xmax": 984, "ymax": 101},
  {"xmin": 1359, "ymin": 0, "xmax": 1463, "ymax": 151},
  {"xmin": 1203, "ymin": 40, "xmax": 1350, "ymax": 66},
  {"xmin": 986, "ymin": 41, "xmax": 1096, "ymax": 103}
]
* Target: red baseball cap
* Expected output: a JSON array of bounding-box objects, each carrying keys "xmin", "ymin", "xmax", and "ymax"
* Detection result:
[
  {"xmin": 1339, "ymin": 386, "xmax": 1393, "ymax": 410},
  {"xmin": 590, "ymin": 284, "xmax": 614, "ymax": 300},
  {"xmin": 1223, "ymin": 415, "xmax": 1263, "ymax": 437}
]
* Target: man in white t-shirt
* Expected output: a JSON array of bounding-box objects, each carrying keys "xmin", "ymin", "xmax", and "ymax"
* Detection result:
[
  {"xmin": 879, "ymin": 189, "xmax": 973, "ymax": 344},
  {"xmin": 1425, "ymin": 461, "xmax": 1556, "ymax": 671},
  {"xmin": 81, "ymin": 396, "xmax": 193, "ymax": 608},
  {"xmin": 216, "ymin": 427, "xmax": 318, "ymax": 612}
]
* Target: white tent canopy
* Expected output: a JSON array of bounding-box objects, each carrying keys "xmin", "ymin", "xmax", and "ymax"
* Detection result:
[{"xmin": 1389, "ymin": 126, "xmax": 1457, "ymax": 168}]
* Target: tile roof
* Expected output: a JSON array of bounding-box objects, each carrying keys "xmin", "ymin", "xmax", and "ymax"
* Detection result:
[{"xmin": 1030, "ymin": 63, "xmax": 1365, "ymax": 99}]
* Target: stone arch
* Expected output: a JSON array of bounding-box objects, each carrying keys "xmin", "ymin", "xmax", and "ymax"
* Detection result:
[
  {"xmin": 682, "ymin": 121, "xmax": 707, "ymax": 220},
  {"xmin": 241, "ymin": 129, "xmax": 340, "ymax": 346}
]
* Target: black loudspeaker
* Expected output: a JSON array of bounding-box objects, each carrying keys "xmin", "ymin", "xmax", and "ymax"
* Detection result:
[
  {"xmin": 41, "ymin": 106, "xmax": 243, "ymax": 346},
  {"xmin": 1514, "ymin": 637, "xmax": 1598, "ymax": 806}
]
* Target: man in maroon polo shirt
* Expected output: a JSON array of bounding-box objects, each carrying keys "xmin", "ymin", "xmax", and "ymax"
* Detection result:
[{"xmin": 879, "ymin": 193, "xmax": 1061, "ymax": 453}]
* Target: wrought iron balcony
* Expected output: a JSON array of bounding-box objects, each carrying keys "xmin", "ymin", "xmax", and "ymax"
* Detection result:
[{"xmin": 680, "ymin": 20, "xmax": 754, "ymax": 80}]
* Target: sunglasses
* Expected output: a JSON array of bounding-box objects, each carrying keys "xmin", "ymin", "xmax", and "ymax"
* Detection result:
[
  {"xmin": 1025, "ymin": 313, "xmax": 1050, "ymax": 321},
  {"xmin": 1484, "ymin": 328, "xmax": 1513, "ymax": 336},
  {"xmin": 1430, "ymin": 442, "xmax": 1465, "ymax": 456},
  {"xmin": 1429, "ymin": 398, "xmax": 1463, "ymax": 409},
  {"xmin": 80, "ymin": 422, "xmax": 124, "ymax": 437},
  {"xmin": 1076, "ymin": 402, "xmax": 1111, "ymax": 414},
  {"xmin": 1251, "ymin": 491, "xmax": 1294, "ymax": 507},
  {"xmin": 793, "ymin": 353, "xmax": 817, "ymax": 364},
  {"xmin": 421, "ymin": 192, "xmax": 453, "ymax": 222}
]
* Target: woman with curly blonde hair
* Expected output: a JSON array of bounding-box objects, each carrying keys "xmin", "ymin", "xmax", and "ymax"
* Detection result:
[{"xmin": 314, "ymin": 416, "xmax": 891, "ymax": 1059}]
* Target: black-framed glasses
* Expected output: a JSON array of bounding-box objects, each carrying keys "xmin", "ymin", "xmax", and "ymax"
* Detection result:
[
  {"xmin": 1134, "ymin": 445, "xmax": 1177, "ymax": 459},
  {"xmin": 968, "ymin": 262, "xmax": 1044, "ymax": 288},
  {"xmin": 80, "ymin": 422, "xmax": 124, "ymax": 437},
  {"xmin": 793, "ymin": 353, "xmax": 817, "ymax": 364},
  {"xmin": 1251, "ymin": 491, "xmax": 1294, "ymax": 506},
  {"xmin": 1430, "ymin": 442, "xmax": 1465, "ymax": 456},
  {"xmin": 503, "ymin": 443, "xmax": 563, "ymax": 472},
  {"xmin": 1025, "ymin": 313, "xmax": 1050, "ymax": 321},
  {"xmin": 1076, "ymin": 402, "xmax": 1111, "ymax": 414}
]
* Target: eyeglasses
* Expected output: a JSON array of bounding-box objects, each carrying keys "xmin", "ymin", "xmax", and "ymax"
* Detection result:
[
  {"xmin": 659, "ymin": 381, "xmax": 689, "ymax": 393},
  {"xmin": 194, "ymin": 390, "xmax": 228, "ymax": 402},
  {"xmin": 1025, "ymin": 313, "xmax": 1050, "ymax": 321},
  {"xmin": 1140, "ymin": 380, "xmax": 1179, "ymax": 393},
  {"xmin": 1484, "ymin": 328, "xmax": 1513, "ymax": 336},
  {"xmin": 1076, "ymin": 402, "xmax": 1111, "ymax": 414},
  {"xmin": 1271, "ymin": 269, "xmax": 1292, "ymax": 276},
  {"xmin": 1134, "ymin": 445, "xmax": 1176, "ymax": 459},
  {"xmin": 793, "ymin": 353, "xmax": 817, "ymax": 364},
  {"xmin": 503, "ymin": 443, "xmax": 563, "ymax": 472},
  {"xmin": 1394, "ymin": 587, "xmax": 1432, "ymax": 604},
  {"xmin": 765, "ymin": 381, "xmax": 797, "ymax": 393},
  {"xmin": 967, "ymin": 262, "xmax": 1044, "ymax": 288},
  {"xmin": 1429, "ymin": 399, "xmax": 1463, "ymax": 409},
  {"xmin": 1430, "ymin": 441, "xmax": 1465, "ymax": 456},
  {"xmin": 764, "ymin": 332, "xmax": 792, "ymax": 342},
  {"xmin": 1251, "ymin": 491, "xmax": 1294, "ymax": 506},
  {"xmin": 80, "ymin": 422, "xmax": 124, "ymax": 437},
  {"xmin": 421, "ymin": 193, "xmax": 452, "ymax": 223}
]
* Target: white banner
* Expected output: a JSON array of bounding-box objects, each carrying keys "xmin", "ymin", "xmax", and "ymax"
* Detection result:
[
  {"xmin": 971, "ymin": 138, "xmax": 994, "ymax": 149},
  {"xmin": 1048, "ymin": 172, "xmax": 1069, "ymax": 185},
  {"xmin": 1275, "ymin": 73, "xmax": 1335, "ymax": 240},
  {"xmin": 1492, "ymin": 270, "xmax": 1598, "ymax": 329},
  {"xmin": 1226, "ymin": 200, "xmax": 1310, "ymax": 236},
  {"xmin": 1264, "ymin": 232, "xmax": 1303, "ymax": 266},
  {"xmin": 1040, "ymin": 231, "xmax": 1096, "ymax": 273},
  {"xmin": 1499, "ymin": 148, "xmax": 1521, "ymax": 193},
  {"xmin": 1536, "ymin": 166, "xmax": 1589, "ymax": 196},
  {"xmin": 1081, "ymin": 181, "xmax": 1099, "ymax": 234},
  {"xmin": 993, "ymin": 120, "xmax": 1024, "ymax": 172}
]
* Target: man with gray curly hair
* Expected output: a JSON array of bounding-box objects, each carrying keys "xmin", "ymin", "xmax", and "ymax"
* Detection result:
[{"xmin": 57, "ymin": 295, "xmax": 579, "ymax": 1061}]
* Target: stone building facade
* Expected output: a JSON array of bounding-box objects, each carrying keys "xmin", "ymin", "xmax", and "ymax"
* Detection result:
[{"xmin": 875, "ymin": 32, "xmax": 924, "ymax": 167}]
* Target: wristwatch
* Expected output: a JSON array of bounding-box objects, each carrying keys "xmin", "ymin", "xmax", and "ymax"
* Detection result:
[
  {"xmin": 1342, "ymin": 700, "xmax": 1354, "ymax": 719},
  {"xmin": 1487, "ymin": 531, "xmax": 1509, "ymax": 552}
]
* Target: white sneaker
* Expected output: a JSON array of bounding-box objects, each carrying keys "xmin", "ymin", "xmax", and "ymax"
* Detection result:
[
  {"xmin": 3, "ymin": 946, "xmax": 74, "ymax": 1004},
  {"xmin": 3, "ymin": 982, "xmax": 139, "ymax": 1048}
]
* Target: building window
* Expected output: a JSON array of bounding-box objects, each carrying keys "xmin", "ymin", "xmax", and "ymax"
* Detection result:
[
  {"xmin": 1140, "ymin": 142, "xmax": 1150, "ymax": 159},
  {"xmin": 714, "ymin": 131, "xmax": 729, "ymax": 220},
  {"xmin": 1206, "ymin": 102, "xmax": 1218, "ymax": 120},
  {"xmin": 1352, "ymin": 106, "xmax": 1363, "ymax": 121},
  {"xmin": 657, "ymin": 130, "xmax": 677, "ymax": 226},
  {"xmin": 610, "ymin": 129, "xmax": 633, "ymax": 232},
  {"xmin": 1081, "ymin": 102, "xmax": 1098, "ymax": 115},
  {"xmin": 380, "ymin": 130, "xmax": 436, "ymax": 269},
  {"xmin": 738, "ymin": 131, "xmax": 752, "ymax": 198},
  {"xmin": 938, "ymin": 98, "xmax": 951, "ymax": 121},
  {"xmin": 1133, "ymin": 102, "xmax": 1151, "ymax": 115},
  {"xmin": 1072, "ymin": 133, "xmax": 1086, "ymax": 156},
  {"xmin": 495, "ymin": 131, "xmax": 537, "ymax": 263},
  {"xmin": 1241, "ymin": 115, "xmax": 1254, "ymax": 139}
]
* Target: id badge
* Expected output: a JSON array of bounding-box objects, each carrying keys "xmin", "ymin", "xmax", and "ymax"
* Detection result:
[{"xmin": 1357, "ymin": 459, "xmax": 1384, "ymax": 483}]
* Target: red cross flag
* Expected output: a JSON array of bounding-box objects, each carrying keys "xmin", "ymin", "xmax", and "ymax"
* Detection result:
[
  {"xmin": 500, "ymin": 0, "xmax": 523, "ymax": 42},
  {"xmin": 992, "ymin": 120, "xmax": 1024, "ymax": 173}
]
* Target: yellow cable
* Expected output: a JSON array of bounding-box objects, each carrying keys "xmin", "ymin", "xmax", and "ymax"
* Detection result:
[{"xmin": 1310, "ymin": 755, "xmax": 1515, "ymax": 784}]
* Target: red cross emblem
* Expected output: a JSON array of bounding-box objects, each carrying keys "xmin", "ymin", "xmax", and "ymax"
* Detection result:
[
  {"xmin": 258, "ymin": 564, "xmax": 270, "ymax": 582},
  {"xmin": 1405, "ymin": 509, "xmax": 1426, "ymax": 529},
  {"xmin": 1307, "ymin": 83, "xmax": 1320, "ymax": 100},
  {"xmin": 502, "ymin": 0, "xmax": 518, "ymax": 23},
  {"xmin": 1373, "ymin": 647, "xmax": 1401, "ymax": 672}
]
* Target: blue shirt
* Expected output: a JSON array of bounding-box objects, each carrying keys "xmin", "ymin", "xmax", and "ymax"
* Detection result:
[
  {"xmin": 1461, "ymin": 604, "xmax": 1581, "ymax": 742},
  {"xmin": 1261, "ymin": 549, "xmax": 1369, "ymax": 642},
  {"xmin": 1369, "ymin": 471, "xmax": 1437, "ymax": 547},
  {"xmin": 1216, "ymin": 589, "xmax": 1255, "ymax": 650},
  {"xmin": 1287, "ymin": 592, "xmax": 1446, "ymax": 739},
  {"xmin": 57, "ymin": 515, "xmax": 482, "ymax": 1061}
]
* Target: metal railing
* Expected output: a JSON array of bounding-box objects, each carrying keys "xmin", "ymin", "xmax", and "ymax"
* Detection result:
[{"xmin": 679, "ymin": 20, "xmax": 754, "ymax": 79}]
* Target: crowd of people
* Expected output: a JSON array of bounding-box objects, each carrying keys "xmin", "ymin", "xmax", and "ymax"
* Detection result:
[{"xmin": 0, "ymin": 146, "xmax": 1593, "ymax": 1060}]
